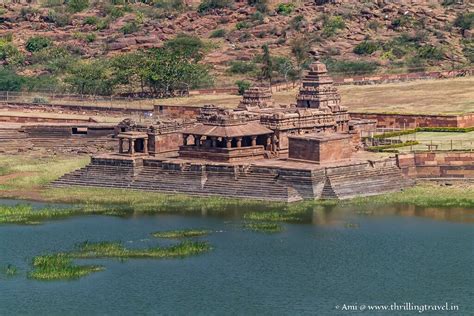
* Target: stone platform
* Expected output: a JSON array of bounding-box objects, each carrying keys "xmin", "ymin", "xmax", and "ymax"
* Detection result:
[{"xmin": 52, "ymin": 154, "xmax": 414, "ymax": 202}]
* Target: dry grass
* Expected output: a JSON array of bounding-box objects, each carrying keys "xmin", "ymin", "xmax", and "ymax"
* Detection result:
[{"xmin": 155, "ymin": 77, "xmax": 474, "ymax": 114}]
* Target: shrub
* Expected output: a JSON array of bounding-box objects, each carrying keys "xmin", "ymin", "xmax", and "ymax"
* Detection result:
[
  {"xmin": 85, "ymin": 33, "xmax": 96, "ymax": 43},
  {"xmin": 235, "ymin": 80, "xmax": 251, "ymax": 95},
  {"xmin": 96, "ymin": 18, "xmax": 110, "ymax": 30},
  {"xmin": 83, "ymin": 16, "xmax": 98, "ymax": 25},
  {"xmin": 417, "ymin": 45, "xmax": 444, "ymax": 60},
  {"xmin": 391, "ymin": 15, "xmax": 413, "ymax": 29},
  {"xmin": 121, "ymin": 21, "xmax": 140, "ymax": 34},
  {"xmin": 228, "ymin": 61, "xmax": 257, "ymax": 74},
  {"xmin": 0, "ymin": 68, "xmax": 24, "ymax": 91},
  {"xmin": 290, "ymin": 15, "xmax": 306, "ymax": 31},
  {"xmin": 236, "ymin": 21, "xmax": 250, "ymax": 30},
  {"xmin": 210, "ymin": 29, "xmax": 226, "ymax": 38},
  {"xmin": 197, "ymin": 0, "xmax": 232, "ymax": 13},
  {"xmin": 42, "ymin": 0, "xmax": 63, "ymax": 7},
  {"xmin": 324, "ymin": 58, "xmax": 379, "ymax": 75},
  {"xmin": 26, "ymin": 36, "xmax": 52, "ymax": 52},
  {"xmin": 454, "ymin": 12, "xmax": 474, "ymax": 31},
  {"xmin": 154, "ymin": 0, "xmax": 185, "ymax": 11},
  {"xmin": 251, "ymin": 11, "xmax": 264, "ymax": 24},
  {"xmin": 48, "ymin": 10, "xmax": 71, "ymax": 27},
  {"xmin": 405, "ymin": 56, "xmax": 426, "ymax": 72},
  {"xmin": 322, "ymin": 15, "xmax": 345, "ymax": 37},
  {"xmin": 276, "ymin": 3, "xmax": 295, "ymax": 16},
  {"xmin": 0, "ymin": 40, "xmax": 24, "ymax": 66},
  {"xmin": 247, "ymin": 0, "xmax": 268, "ymax": 13},
  {"xmin": 66, "ymin": 0, "xmax": 89, "ymax": 13},
  {"xmin": 368, "ymin": 20, "xmax": 381, "ymax": 31},
  {"xmin": 461, "ymin": 39, "xmax": 474, "ymax": 63},
  {"xmin": 367, "ymin": 141, "xmax": 420, "ymax": 152},
  {"xmin": 353, "ymin": 41, "xmax": 379, "ymax": 55},
  {"xmin": 32, "ymin": 96, "xmax": 49, "ymax": 104}
]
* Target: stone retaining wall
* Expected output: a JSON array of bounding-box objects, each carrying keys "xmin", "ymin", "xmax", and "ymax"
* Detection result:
[
  {"xmin": 350, "ymin": 113, "xmax": 474, "ymax": 128},
  {"xmin": 53, "ymin": 156, "xmax": 413, "ymax": 201},
  {"xmin": 397, "ymin": 152, "xmax": 474, "ymax": 178}
]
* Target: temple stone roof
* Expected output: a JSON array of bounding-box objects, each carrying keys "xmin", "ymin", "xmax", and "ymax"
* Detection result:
[{"xmin": 183, "ymin": 122, "xmax": 272, "ymax": 138}]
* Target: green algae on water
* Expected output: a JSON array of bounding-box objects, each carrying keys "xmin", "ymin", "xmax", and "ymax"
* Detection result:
[
  {"xmin": 152, "ymin": 229, "xmax": 211, "ymax": 239},
  {"xmin": 244, "ymin": 222, "xmax": 283, "ymax": 233}
]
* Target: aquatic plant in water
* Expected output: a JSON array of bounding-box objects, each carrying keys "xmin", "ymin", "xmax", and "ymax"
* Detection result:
[
  {"xmin": 28, "ymin": 240, "xmax": 212, "ymax": 280},
  {"xmin": 244, "ymin": 222, "xmax": 283, "ymax": 233},
  {"xmin": 29, "ymin": 254, "xmax": 104, "ymax": 280},
  {"xmin": 152, "ymin": 229, "xmax": 211, "ymax": 239},
  {"xmin": 2, "ymin": 264, "xmax": 19, "ymax": 277}
]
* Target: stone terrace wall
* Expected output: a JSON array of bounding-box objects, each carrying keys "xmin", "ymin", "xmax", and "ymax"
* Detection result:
[
  {"xmin": 397, "ymin": 152, "xmax": 474, "ymax": 179},
  {"xmin": 0, "ymin": 102, "xmax": 150, "ymax": 117},
  {"xmin": 350, "ymin": 113, "xmax": 474, "ymax": 129},
  {"xmin": 53, "ymin": 156, "xmax": 413, "ymax": 201},
  {"xmin": 0, "ymin": 114, "xmax": 92, "ymax": 123},
  {"xmin": 153, "ymin": 105, "xmax": 201, "ymax": 119}
]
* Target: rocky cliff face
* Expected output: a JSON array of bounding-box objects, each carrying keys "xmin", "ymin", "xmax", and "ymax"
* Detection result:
[{"xmin": 0, "ymin": 0, "xmax": 472, "ymax": 82}]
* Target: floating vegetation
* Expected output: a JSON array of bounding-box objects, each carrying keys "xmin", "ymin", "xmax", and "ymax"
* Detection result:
[
  {"xmin": 29, "ymin": 254, "xmax": 104, "ymax": 281},
  {"xmin": 28, "ymin": 240, "xmax": 212, "ymax": 280},
  {"xmin": 152, "ymin": 229, "xmax": 211, "ymax": 239},
  {"xmin": 71, "ymin": 240, "xmax": 212, "ymax": 259},
  {"xmin": 244, "ymin": 222, "xmax": 283, "ymax": 233},
  {"xmin": 244, "ymin": 210, "xmax": 306, "ymax": 223},
  {"xmin": 2, "ymin": 264, "xmax": 19, "ymax": 277}
]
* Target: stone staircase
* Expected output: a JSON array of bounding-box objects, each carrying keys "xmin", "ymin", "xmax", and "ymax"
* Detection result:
[
  {"xmin": 52, "ymin": 164, "xmax": 137, "ymax": 188},
  {"xmin": 52, "ymin": 158, "xmax": 414, "ymax": 202},
  {"xmin": 322, "ymin": 163, "xmax": 414, "ymax": 199},
  {"xmin": 28, "ymin": 137, "xmax": 116, "ymax": 154},
  {"xmin": 0, "ymin": 127, "xmax": 32, "ymax": 153}
]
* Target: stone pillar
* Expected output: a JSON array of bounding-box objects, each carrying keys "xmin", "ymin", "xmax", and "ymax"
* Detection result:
[
  {"xmin": 251, "ymin": 136, "xmax": 257, "ymax": 147},
  {"xmin": 266, "ymin": 135, "xmax": 271, "ymax": 150},
  {"xmin": 211, "ymin": 137, "xmax": 217, "ymax": 148},
  {"xmin": 226, "ymin": 138, "xmax": 232, "ymax": 148},
  {"xmin": 195, "ymin": 135, "xmax": 201, "ymax": 147},
  {"xmin": 236, "ymin": 137, "xmax": 242, "ymax": 148},
  {"xmin": 119, "ymin": 138, "xmax": 123, "ymax": 153},
  {"xmin": 183, "ymin": 134, "xmax": 188, "ymax": 146},
  {"xmin": 130, "ymin": 139, "xmax": 135, "ymax": 155},
  {"xmin": 144, "ymin": 138, "xmax": 148, "ymax": 154}
]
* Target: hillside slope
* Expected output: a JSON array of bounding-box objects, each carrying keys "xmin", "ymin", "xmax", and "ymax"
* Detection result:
[{"xmin": 0, "ymin": 0, "xmax": 472, "ymax": 88}]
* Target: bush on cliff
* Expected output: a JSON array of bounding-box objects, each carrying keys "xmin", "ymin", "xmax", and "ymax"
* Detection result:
[
  {"xmin": 26, "ymin": 36, "xmax": 52, "ymax": 53},
  {"xmin": 197, "ymin": 0, "xmax": 232, "ymax": 13}
]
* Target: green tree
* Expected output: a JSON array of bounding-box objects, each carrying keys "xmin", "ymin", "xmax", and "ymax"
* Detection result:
[
  {"xmin": 235, "ymin": 80, "xmax": 251, "ymax": 95},
  {"xmin": 0, "ymin": 68, "xmax": 24, "ymax": 91},
  {"xmin": 273, "ymin": 56, "xmax": 297, "ymax": 84},
  {"xmin": 164, "ymin": 34, "xmax": 206, "ymax": 62},
  {"xmin": 290, "ymin": 36, "xmax": 310, "ymax": 78},
  {"xmin": 65, "ymin": 60, "xmax": 115, "ymax": 95},
  {"xmin": 260, "ymin": 44, "xmax": 273, "ymax": 86}
]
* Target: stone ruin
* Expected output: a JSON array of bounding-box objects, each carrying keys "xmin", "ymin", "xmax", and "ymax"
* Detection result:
[
  {"xmin": 237, "ymin": 86, "xmax": 273, "ymax": 111},
  {"xmin": 53, "ymin": 57, "xmax": 414, "ymax": 202}
]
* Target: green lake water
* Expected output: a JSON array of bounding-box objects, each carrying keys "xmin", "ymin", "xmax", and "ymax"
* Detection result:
[{"xmin": 0, "ymin": 200, "xmax": 473, "ymax": 315}]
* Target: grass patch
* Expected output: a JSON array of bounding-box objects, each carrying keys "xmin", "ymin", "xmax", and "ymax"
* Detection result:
[
  {"xmin": 29, "ymin": 240, "xmax": 212, "ymax": 280},
  {"xmin": 350, "ymin": 183, "xmax": 474, "ymax": 209},
  {"xmin": 152, "ymin": 229, "xmax": 211, "ymax": 239},
  {"xmin": 244, "ymin": 210, "xmax": 306, "ymax": 222},
  {"xmin": 244, "ymin": 222, "xmax": 283, "ymax": 233},
  {"xmin": 29, "ymin": 254, "xmax": 103, "ymax": 280}
]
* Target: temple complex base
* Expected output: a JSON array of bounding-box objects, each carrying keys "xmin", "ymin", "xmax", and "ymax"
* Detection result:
[{"xmin": 52, "ymin": 153, "xmax": 414, "ymax": 202}]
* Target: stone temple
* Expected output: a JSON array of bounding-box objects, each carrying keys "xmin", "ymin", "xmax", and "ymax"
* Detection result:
[{"xmin": 54, "ymin": 57, "xmax": 412, "ymax": 202}]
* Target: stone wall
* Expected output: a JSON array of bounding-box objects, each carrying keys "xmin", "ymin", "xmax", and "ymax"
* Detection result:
[
  {"xmin": 53, "ymin": 155, "xmax": 413, "ymax": 201},
  {"xmin": 149, "ymin": 132, "xmax": 183, "ymax": 154},
  {"xmin": 0, "ymin": 102, "xmax": 150, "ymax": 117},
  {"xmin": 350, "ymin": 113, "xmax": 474, "ymax": 129},
  {"xmin": 153, "ymin": 105, "xmax": 201, "ymax": 119},
  {"xmin": 397, "ymin": 152, "xmax": 474, "ymax": 179},
  {"xmin": 0, "ymin": 115, "xmax": 92, "ymax": 123},
  {"xmin": 288, "ymin": 134, "xmax": 352, "ymax": 163}
]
